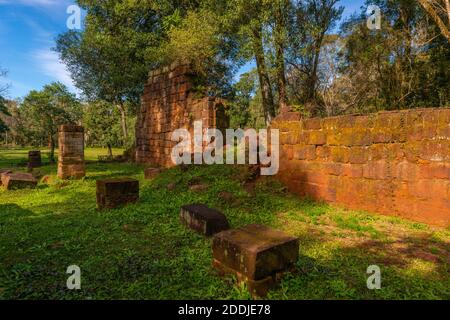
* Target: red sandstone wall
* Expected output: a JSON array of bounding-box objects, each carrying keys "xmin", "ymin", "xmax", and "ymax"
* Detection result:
[
  {"xmin": 136, "ymin": 64, "xmax": 227, "ymax": 167},
  {"xmin": 271, "ymin": 108, "xmax": 450, "ymax": 227}
]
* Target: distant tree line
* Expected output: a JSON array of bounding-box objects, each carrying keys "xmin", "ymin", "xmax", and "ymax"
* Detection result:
[{"xmin": 0, "ymin": 77, "xmax": 135, "ymax": 158}]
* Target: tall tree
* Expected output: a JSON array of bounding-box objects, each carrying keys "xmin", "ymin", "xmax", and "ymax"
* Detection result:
[
  {"xmin": 338, "ymin": 0, "xmax": 450, "ymax": 112},
  {"xmin": 286, "ymin": 0, "xmax": 343, "ymax": 115},
  {"xmin": 56, "ymin": 1, "xmax": 183, "ymax": 142},
  {"xmin": 0, "ymin": 66, "xmax": 10, "ymax": 133},
  {"xmin": 21, "ymin": 83, "xmax": 81, "ymax": 162},
  {"xmin": 224, "ymin": 0, "xmax": 278, "ymax": 125},
  {"xmin": 84, "ymin": 101, "xmax": 121, "ymax": 157},
  {"xmin": 274, "ymin": 0, "xmax": 290, "ymax": 111}
]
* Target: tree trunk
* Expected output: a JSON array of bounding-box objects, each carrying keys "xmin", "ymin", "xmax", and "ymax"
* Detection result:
[
  {"xmin": 305, "ymin": 35, "xmax": 324, "ymax": 115},
  {"xmin": 117, "ymin": 103, "xmax": 128, "ymax": 144},
  {"xmin": 274, "ymin": 1, "xmax": 289, "ymax": 112},
  {"xmin": 418, "ymin": 0, "xmax": 450, "ymax": 41},
  {"xmin": 252, "ymin": 26, "xmax": 276, "ymax": 126},
  {"xmin": 446, "ymin": 0, "xmax": 450, "ymax": 23},
  {"xmin": 107, "ymin": 143, "xmax": 113, "ymax": 157},
  {"xmin": 49, "ymin": 134, "xmax": 56, "ymax": 163}
]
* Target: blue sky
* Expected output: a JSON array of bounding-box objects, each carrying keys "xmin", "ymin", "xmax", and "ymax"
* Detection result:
[{"xmin": 0, "ymin": 0, "xmax": 365, "ymax": 100}]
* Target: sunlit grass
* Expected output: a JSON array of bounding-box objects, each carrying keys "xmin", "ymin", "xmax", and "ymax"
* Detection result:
[{"xmin": 0, "ymin": 148, "xmax": 449, "ymax": 300}]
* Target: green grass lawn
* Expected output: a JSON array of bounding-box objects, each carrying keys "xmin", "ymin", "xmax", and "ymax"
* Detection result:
[{"xmin": 0, "ymin": 147, "xmax": 449, "ymax": 300}]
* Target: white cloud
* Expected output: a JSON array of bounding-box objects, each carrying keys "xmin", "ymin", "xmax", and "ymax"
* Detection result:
[{"xmin": 33, "ymin": 49, "xmax": 77, "ymax": 92}]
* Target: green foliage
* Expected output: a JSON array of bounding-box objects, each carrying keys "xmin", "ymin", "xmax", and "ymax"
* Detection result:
[
  {"xmin": 0, "ymin": 96, "xmax": 9, "ymax": 133},
  {"xmin": 19, "ymin": 83, "xmax": 81, "ymax": 158},
  {"xmin": 336, "ymin": 0, "xmax": 450, "ymax": 113},
  {"xmin": 83, "ymin": 101, "xmax": 121, "ymax": 154},
  {"xmin": 0, "ymin": 66, "xmax": 10, "ymax": 133},
  {"xmin": 228, "ymin": 71, "xmax": 256, "ymax": 128}
]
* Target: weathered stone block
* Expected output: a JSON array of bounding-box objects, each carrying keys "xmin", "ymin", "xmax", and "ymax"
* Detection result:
[
  {"xmin": 349, "ymin": 147, "xmax": 369, "ymax": 164},
  {"xmin": 96, "ymin": 178, "xmax": 139, "ymax": 210},
  {"xmin": 304, "ymin": 118, "xmax": 321, "ymax": 130},
  {"xmin": 212, "ymin": 224, "xmax": 299, "ymax": 296},
  {"xmin": 180, "ymin": 204, "xmax": 230, "ymax": 236},
  {"xmin": 293, "ymin": 145, "xmax": 316, "ymax": 160},
  {"xmin": 0, "ymin": 169, "xmax": 13, "ymax": 186},
  {"xmin": 1, "ymin": 173, "xmax": 38, "ymax": 190},
  {"xmin": 144, "ymin": 168, "xmax": 162, "ymax": 179},
  {"xmin": 308, "ymin": 131, "xmax": 327, "ymax": 146},
  {"xmin": 58, "ymin": 125, "xmax": 85, "ymax": 179},
  {"xmin": 28, "ymin": 151, "xmax": 42, "ymax": 168}
]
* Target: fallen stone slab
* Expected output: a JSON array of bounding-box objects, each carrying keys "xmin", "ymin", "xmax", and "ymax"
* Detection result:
[
  {"xmin": 1, "ymin": 172, "xmax": 38, "ymax": 190},
  {"xmin": 212, "ymin": 224, "xmax": 299, "ymax": 297},
  {"xmin": 180, "ymin": 204, "xmax": 230, "ymax": 236},
  {"xmin": 144, "ymin": 168, "xmax": 162, "ymax": 179},
  {"xmin": 96, "ymin": 178, "xmax": 139, "ymax": 210}
]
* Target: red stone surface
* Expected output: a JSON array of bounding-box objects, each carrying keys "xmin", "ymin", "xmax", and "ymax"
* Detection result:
[
  {"xmin": 212, "ymin": 224, "xmax": 299, "ymax": 296},
  {"xmin": 272, "ymin": 108, "xmax": 450, "ymax": 227},
  {"xmin": 1, "ymin": 173, "xmax": 38, "ymax": 190},
  {"xmin": 135, "ymin": 64, "xmax": 229, "ymax": 168},
  {"xmin": 180, "ymin": 204, "xmax": 230, "ymax": 236},
  {"xmin": 58, "ymin": 125, "xmax": 85, "ymax": 179},
  {"xmin": 96, "ymin": 178, "xmax": 139, "ymax": 210}
]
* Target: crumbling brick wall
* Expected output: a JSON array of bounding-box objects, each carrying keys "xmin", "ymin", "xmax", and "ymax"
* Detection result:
[
  {"xmin": 271, "ymin": 108, "xmax": 450, "ymax": 227},
  {"xmin": 136, "ymin": 64, "xmax": 228, "ymax": 167}
]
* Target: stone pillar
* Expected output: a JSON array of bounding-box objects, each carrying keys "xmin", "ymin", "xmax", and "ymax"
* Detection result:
[
  {"xmin": 57, "ymin": 125, "xmax": 85, "ymax": 179},
  {"xmin": 28, "ymin": 151, "xmax": 42, "ymax": 168}
]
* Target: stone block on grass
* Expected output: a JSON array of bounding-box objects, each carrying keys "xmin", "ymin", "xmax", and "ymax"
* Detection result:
[
  {"xmin": 212, "ymin": 224, "xmax": 299, "ymax": 297},
  {"xmin": 1, "ymin": 173, "xmax": 38, "ymax": 190},
  {"xmin": 180, "ymin": 204, "xmax": 230, "ymax": 236},
  {"xmin": 144, "ymin": 168, "xmax": 162, "ymax": 179},
  {"xmin": 96, "ymin": 178, "xmax": 139, "ymax": 210},
  {"xmin": 0, "ymin": 169, "xmax": 13, "ymax": 186},
  {"xmin": 28, "ymin": 151, "xmax": 42, "ymax": 168}
]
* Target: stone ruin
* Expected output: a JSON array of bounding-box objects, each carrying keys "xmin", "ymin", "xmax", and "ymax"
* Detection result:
[
  {"xmin": 28, "ymin": 151, "xmax": 42, "ymax": 169},
  {"xmin": 58, "ymin": 125, "xmax": 85, "ymax": 180},
  {"xmin": 135, "ymin": 64, "xmax": 229, "ymax": 168},
  {"xmin": 180, "ymin": 204, "xmax": 230, "ymax": 237},
  {"xmin": 213, "ymin": 224, "xmax": 299, "ymax": 297},
  {"xmin": 1, "ymin": 172, "xmax": 38, "ymax": 190},
  {"xmin": 272, "ymin": 108, "xmax": 450, "ymax": 227},
  {"xmin": 179, "ymin": 202, "xmax": 299, "ymax": 297},
  {"xmin": 96, "ymin": 178, "xmax": 139, "ymax": 210}
]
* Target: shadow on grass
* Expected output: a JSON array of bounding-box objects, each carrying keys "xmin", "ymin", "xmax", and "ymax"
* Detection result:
[
  {"xmin": 270, "ymin": 225, "xmax": 450, "ymax": 299},
  {"xmin": 0, "ymin": 204, "xmax": 35, "ymax": 220},
  {"xmin": 0, "ymin": 164, "xmax": 448, "ymax": 300}
]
